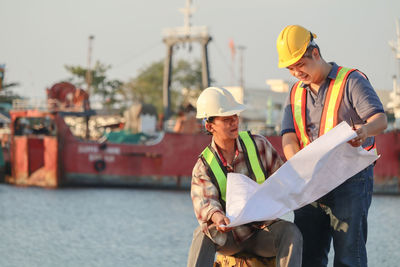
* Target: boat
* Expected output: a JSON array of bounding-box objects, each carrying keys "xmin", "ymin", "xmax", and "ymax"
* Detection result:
[
  {"xmin": 6, "ymin": 107, "xmax": 212, "ymax": 188},
  {"xmin": 3, "ymin": 101, "xmax": 398, "ymax": 193}
]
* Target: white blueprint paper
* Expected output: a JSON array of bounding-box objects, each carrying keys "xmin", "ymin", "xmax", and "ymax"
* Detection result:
[{"xmin": 226, "ymin": 122, "xmax": 379, "ymax": 227}]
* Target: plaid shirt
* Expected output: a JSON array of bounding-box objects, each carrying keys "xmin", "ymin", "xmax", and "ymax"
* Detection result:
[{"xmin": 191, "ymin": 134, "xmax": 283, "ymax": 246}]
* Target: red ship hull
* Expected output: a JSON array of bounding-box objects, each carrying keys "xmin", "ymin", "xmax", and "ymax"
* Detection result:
[{"xmin": 6, "ymin": 110, "xmax": 400, "ymax": 192}]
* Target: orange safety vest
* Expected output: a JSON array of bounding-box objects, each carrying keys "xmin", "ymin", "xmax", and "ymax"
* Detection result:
[{"xmin": 290, "ymin": 66, "xmax": 376, "ymax": 152}]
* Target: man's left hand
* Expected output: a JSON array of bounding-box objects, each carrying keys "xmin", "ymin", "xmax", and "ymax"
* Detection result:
[{"xmin": 348, "ymin": 124, "xmax": 368, "ymax": 147}]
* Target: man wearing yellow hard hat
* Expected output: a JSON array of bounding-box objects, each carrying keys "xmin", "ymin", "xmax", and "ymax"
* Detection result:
[
  {"xmin": 187, "ymin": 86, "xmax": 303, "ymax": 267},
  {"xmin": 277, "ymin": 25, "xmax": 388, "ymax": 267}
]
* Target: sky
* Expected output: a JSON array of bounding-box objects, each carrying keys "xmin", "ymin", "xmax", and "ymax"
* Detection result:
[{"xmin": 1, "ymin": 0, "xmax": 400, "ymax": 100}]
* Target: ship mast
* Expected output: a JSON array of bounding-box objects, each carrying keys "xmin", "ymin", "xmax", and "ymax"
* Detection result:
[
  {"xmin": 86, "ymin": 35, "xmax": 95, "ymax": 97},
  {"xmin": 162, "ymin": 0, "xmax": 212, "ymax": 119},
  {"xmin": 388, "ymin": 18, "xmax": 400, "ymax": 128}
]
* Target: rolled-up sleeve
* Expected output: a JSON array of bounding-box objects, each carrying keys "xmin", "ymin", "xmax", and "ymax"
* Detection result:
[{"xmin": 191, "ymin": 159, "xmax": 224, "ymax": 235}]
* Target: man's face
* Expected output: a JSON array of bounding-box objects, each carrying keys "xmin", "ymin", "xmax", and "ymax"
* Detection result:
[
  {"xmin": 207, "ymin": 115, "xmax": 239, "ymax": 140},
  {"xmin": 287, "ymin": 48, "xmax": 319, "ymax": 85}
]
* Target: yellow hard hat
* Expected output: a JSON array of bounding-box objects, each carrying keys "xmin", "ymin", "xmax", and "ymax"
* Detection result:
[
  {"xmin": 276, "ymin": 25, "xmax": 317, "ymax": 68},
  {"xmin": 196, "ymin": 87, "xmax": 246, "ymax": 119}
]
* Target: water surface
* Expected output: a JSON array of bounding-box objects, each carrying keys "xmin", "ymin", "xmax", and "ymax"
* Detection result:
[{"xmin": 0, "ymin": 185, "xmax": 398, "ymax": 267}]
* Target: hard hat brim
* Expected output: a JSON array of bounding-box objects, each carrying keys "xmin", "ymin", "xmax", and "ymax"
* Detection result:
[
  {"xmin": 196, "ymin": 103, "xmax": 247, "ymax": 119},
  {"xmin": 278, "ymin": 53, "xmax": 304, "ymax": 68}
]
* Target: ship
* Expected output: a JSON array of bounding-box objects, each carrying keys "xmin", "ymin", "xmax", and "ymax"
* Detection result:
[{"xmin": 3, "ymin": 97, "xmax": 398, "ymax": 193}]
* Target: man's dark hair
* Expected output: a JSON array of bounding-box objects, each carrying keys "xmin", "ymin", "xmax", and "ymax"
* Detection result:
[
  {"xmin": 206, "ymin": 117, "xmax": 215, "ymax": 123},
  {"xmin": 303, "ymin": 43, "xmax": 322, "ymax": 59}
]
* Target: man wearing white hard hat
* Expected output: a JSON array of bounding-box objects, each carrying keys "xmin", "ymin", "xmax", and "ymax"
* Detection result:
[{"xmin": 187, "ymin": 87, "xmax": 303, "ymax": 267}]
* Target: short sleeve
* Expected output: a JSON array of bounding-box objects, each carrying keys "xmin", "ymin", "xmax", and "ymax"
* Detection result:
[
  {"xmin": 347, "ymin": 71, "xmax": 385, "ymax": 121},
  {"xmin": 280, "ymin": 93, "xmax": 296, "ymax": 136}
]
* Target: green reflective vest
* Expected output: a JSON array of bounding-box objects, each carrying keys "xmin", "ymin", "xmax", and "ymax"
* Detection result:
[{"xmin": 201, "ymin": 131, "xmax": 267, "ymax": 203}]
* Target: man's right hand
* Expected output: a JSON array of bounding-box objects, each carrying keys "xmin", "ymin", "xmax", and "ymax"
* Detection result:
[{"xmin": 211, "ymin": 211, "xmax": 233, "ymax": 232}]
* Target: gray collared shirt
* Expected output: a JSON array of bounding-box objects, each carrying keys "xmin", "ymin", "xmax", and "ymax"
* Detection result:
[{"xmin": 281, "ymin": 62, "xmax": 384, "ymax": 148}]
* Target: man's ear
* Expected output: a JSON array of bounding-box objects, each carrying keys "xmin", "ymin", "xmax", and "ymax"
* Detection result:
[
  {"xmin": 205, "ymin": 122, "xmax": 214, "ymax": 133},
  {"xmin": 312, "ymin": 47, "xmax": 320, "ymax": 60}
]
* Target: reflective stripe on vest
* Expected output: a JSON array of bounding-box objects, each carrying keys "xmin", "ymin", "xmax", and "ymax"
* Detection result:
[
  {"xmin": 238, "ymin": 131, "xmax": 266, "ymax": 184},
  {"xmin": 201, "ymin": 131, "xmax": 266, "ymax": 201},
  {"xmin": 319, "ymin": 67, "xmax": 354, "ymax": 135},
  {"xmin": 202, "ymin": 146, "xmax": 227, "ymax": 201},
  {"xmin": 291, "ymin": 67, "xmax": 355, "ymax": 149},
  {"xmin": 290, "ymin": 81, "xmax": 310, "ymax": 148},
  {"xmin": 364, "ymin": 140, "xmax": 377, "ymax": 155}
]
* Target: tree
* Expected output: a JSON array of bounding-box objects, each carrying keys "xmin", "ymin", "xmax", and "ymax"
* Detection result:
[
  {"xmin": 0, "ymin": 82, "xmax": 22, "ymax": 108},
  {"xmin": 64, "ymin": 61, "xmax": 124, "ymax": 109},
  {"xmin": 0, "ymin": 65, "xmax": 22, "ymax": 107},
  {"xmin": 172, "ymin": 59, "xmax": 204, "ymax": 106},
  {"xmin": 123, "ymin": 58, "xmax": 206, "ymax": 114},
  {"xmin": 123, "ymin": 60, "xmax": 164, "ymax": 113}
]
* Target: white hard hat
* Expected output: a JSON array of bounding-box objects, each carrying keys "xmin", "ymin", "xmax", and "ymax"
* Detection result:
[{"xmin": 196, "ymin": 87, "xmax": 246, "ymax": 119}]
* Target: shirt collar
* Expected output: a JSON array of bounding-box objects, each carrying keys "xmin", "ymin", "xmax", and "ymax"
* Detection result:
[
  {"xmin": 211, "ymin": 137, "xmax": 240, "ymax": 167},
  {"xmin": 327, "ymin": 62, "xmax": 339, "ymax": 80}
]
